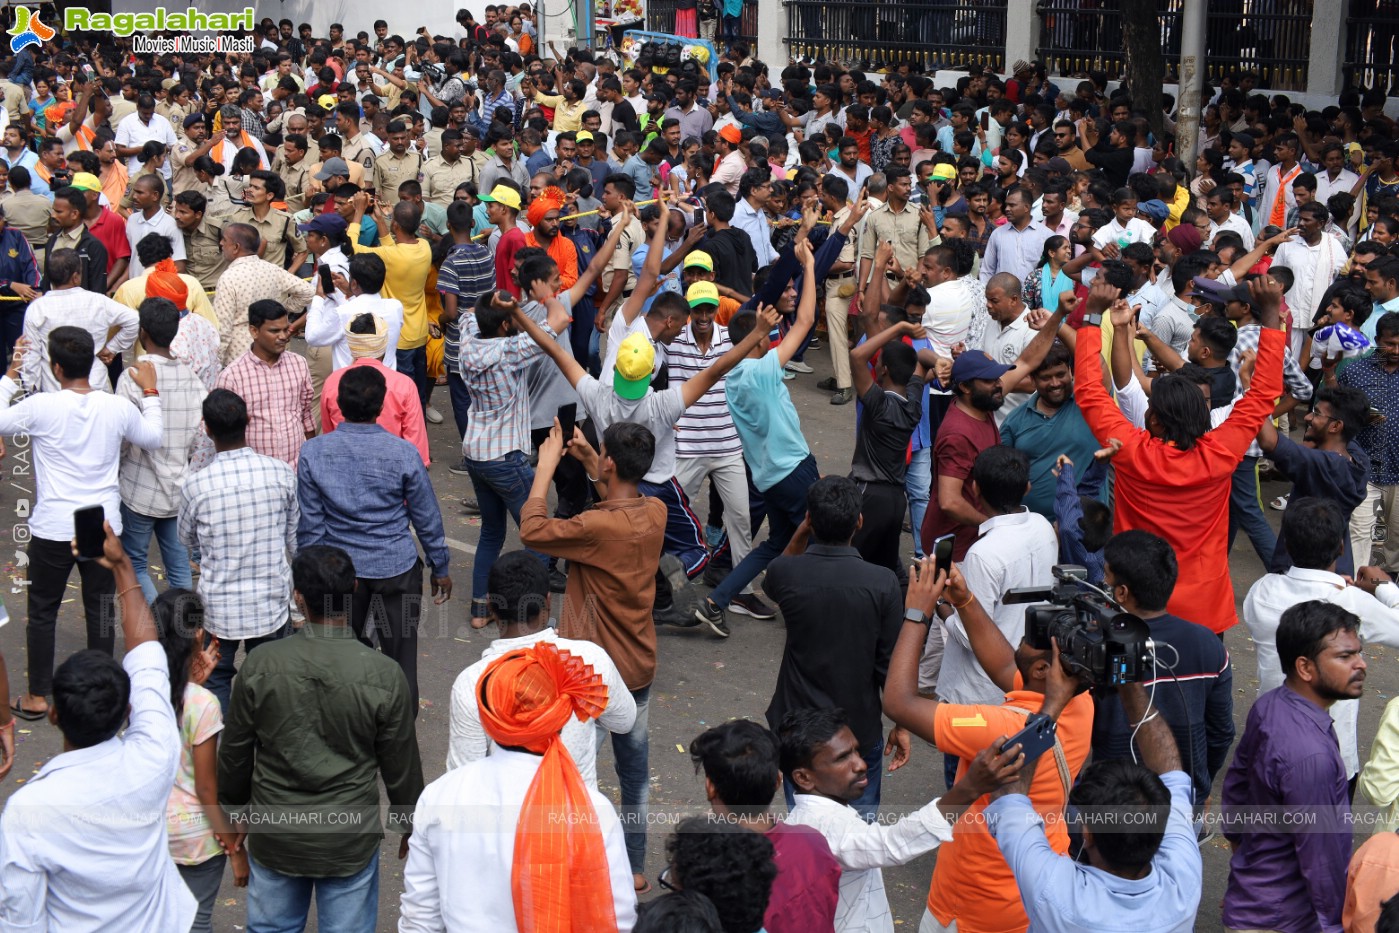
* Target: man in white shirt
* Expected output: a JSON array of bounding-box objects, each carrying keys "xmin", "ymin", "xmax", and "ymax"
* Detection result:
[
  {"xmin": 979, "ymin": 273, "xmax": 1042, "ymax": 422},
  {"xmin": 124, "ymin": 175, "xmax": 186, "ymax": 279},
  {"xmin": 829, "ymin": 137, "xmax": 873, "ymax": 195},
  {"xmin": 937, "ymin": 446, "xmax": 1057, "ymax": 706},
  {"xmin": 1090, "ymin": 191, "xmax": 1158, "ymax": 253},
  {"xmin": 400, "ymin": 641, "xmax": 638, "ymax": 932},
  {"xmin": 776, "ymin": 706, "xmax": 1017, "ymax": 933},
  {"xmin": 1314, "ymin": 143, "xmax": 1361, "ymax": 208},
  {"xmin": 20, "ymin": 247, "xmax": 139, "ymax": 393},
  {"xmin": 0, "ymin": 525, "xmax": 196, "ymax": 931},
  {"xmin": 1272, "ymin": 203, "xmax": 1347, "ymax": 344},
  {"xmin": 732, "ymin": 167, "xmax": 777, "ymax": 271},
  {"xmin": 304, "ymin": 252, "xmax": 405, "ymax": 374},
  {"xmin": 1205, "ymin": 187, "xmax": 1256, "ymax": 251},
  {"xmin": 113, "ymin": 93, "xmax": 177, "ymax": 177},
  {"xmin": 0, "ymin": 328, "xmax": 163, "ymax": 721},
  {"xmin": 1243, "ymin": 496, "xmax": 1399, "ymax": 780},
  {"xmin": 447, "ymin": 550, "xmax": 636, "ymax": 783}
]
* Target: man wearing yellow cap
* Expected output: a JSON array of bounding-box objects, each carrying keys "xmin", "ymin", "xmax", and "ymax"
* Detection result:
[
  {"xmin": 400, "ymin": 640, "xmax": 637, "ymax": 930},
  {"xmin": 680, "ymin": 250, "xmax": 741, "ymax": 323},
  {"xmin": 479, "ymin": 182, "xmax": 527, "ymax": 298}
]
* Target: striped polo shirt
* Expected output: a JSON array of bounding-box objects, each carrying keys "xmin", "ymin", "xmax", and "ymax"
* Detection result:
[{"xmin": 668, "ymin": 322, "xmax": 743, "ymax": 459}]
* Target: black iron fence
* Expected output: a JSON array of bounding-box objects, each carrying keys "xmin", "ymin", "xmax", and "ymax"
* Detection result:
[
  {"xmin": 1038, "ymin": 0, "xmax": 1313, "ymax": 91},
  {"xmin": 782, "ymin": 0, "xmax": 1006, "ymax": 71},
  {"xmin": 645, "ymin": 0, "xmax": 759, "ymax": 48},
  {"xmin": 1343, "ymin": 1, "xmax": 1399, "ymax": 92}
]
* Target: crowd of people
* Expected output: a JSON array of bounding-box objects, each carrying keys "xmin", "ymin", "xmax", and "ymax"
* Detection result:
[{"xmin": 3, "ymin": 7, "xmax": 1399, "ymax": 933}]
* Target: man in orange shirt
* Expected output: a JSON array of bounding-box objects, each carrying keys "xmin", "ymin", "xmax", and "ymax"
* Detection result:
[
  {"xmin": 682, "ymin": 250, "xmax": 742, "ymax": 324},
  {"xmin": 885, "ymin": 559, "xmax": 1094, "ymax": 933},
  {"xmin": 1074, "ymin": 276, "xmax": 1287, "ymax": 632}
]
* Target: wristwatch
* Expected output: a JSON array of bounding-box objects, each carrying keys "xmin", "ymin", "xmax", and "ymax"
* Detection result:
[
  {"xmin": 1083, "ymin": 312, "xmax": 1103, "ymax": 326},
  {"xmin": 903, "ymin": 608, "xmax": 929, "ymax": 625}
]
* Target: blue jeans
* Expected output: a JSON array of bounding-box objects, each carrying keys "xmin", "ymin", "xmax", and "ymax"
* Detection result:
[
  {"xmin": 207, "ymin": 622, "xmax": 291, "ymax": 712},
  {"xmin": 446, "ymin": 369, "xmax": 471, "ymax": 441},
  {"xmin": 465, "ymin": 451, "xmax": 537, "ymax": 610},
  {"xmin": 247, "ymin": 852, "xmax": 378, "ymax": 933},
  {"xmin": 119, "ymin": 503, "xmax": 192, "ymax": 604},
  {"xmin": 720, "ymin": 12, "xmax": 741, "ymax": 47},
  {"xmin": 395, "ymin": 346, "xmax": 429, "ymax": 408},
  {"xmin": 906, "ymin": 447, "xmax": 931, "ymax": 560},
  {"xmin": 1227, "ymin": 455, "xmax": 1277, "ymax": 566},
  {"xmin": 710, "ymin": 454, "xmax": 819, "ymax": 609},
  {"xmin": 600, "ymin": 684, "xmax": 651, "ymax": 874},
  {"xmin": 783, "ymin": 739, "xmax": 884, "ymax": 821}
]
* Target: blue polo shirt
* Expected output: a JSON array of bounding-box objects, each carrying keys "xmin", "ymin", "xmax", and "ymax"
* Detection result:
[{"xmin": 1000, "ymin": 392, "xmax": 1101, "ymax": 519}]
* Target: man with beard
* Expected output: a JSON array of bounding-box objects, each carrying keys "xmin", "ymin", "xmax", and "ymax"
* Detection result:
[
  {"xmin": 1222, "ymin": 600, "xmax": 1365, "ymax": 933},
  {"xmin": 1000, "ymin": 342, "xmax": 1103, "ymax": 521},
  {"xmin": 921, "ymin": 300, "xmax": 1071, "ymax": 562}
]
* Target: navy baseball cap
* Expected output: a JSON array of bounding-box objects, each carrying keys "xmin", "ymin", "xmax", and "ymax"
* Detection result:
[{"xmin": 951, "ymin": 351, "xmax": 1011, "ymax": 384}]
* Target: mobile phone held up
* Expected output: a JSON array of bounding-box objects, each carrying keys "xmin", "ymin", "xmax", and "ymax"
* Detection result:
[
  {"xmin": 933, "ymin": 533, "xmax": 955, "ymax": 580},
  {"xmin": 1001, "ymin": 712, "xmax": 1057, "ymax": 767},
  {"xmin": 73, "ymin": 505, "xmax": 106, "ymax": 561},
  {"xmin": 557, "ymin": 403, "xmax": 577, "ymax": 441}
]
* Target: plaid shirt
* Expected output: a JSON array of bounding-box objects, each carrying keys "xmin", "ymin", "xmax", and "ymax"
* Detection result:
[
  {"xmin": 1229, "ymin": 322, "xmax": 1313, "ymax": 457},
  {"xmin": 216, "ymin": 350, "xmax": 315, "ymax": 467},
  {"xmin": 241, "ymin": 106, "xmax": 267, "ymax": 141},
  {"xmin": 117, "ymin": 355, "xmax": 206, "ymax": 519},
  {"xmin": 436, "ymin": 242, "xmax": 495, "ymax": 368},
  {"xmin": 459, "ymin": 327, "xmax": 553, "ymax": 462},
  {"xmin": 178, "ymin": 446, "xmax": 298, "ymax": 640}
]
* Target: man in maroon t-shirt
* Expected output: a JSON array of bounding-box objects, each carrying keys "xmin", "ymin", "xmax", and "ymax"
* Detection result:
[
  {"xmin": 921, "ymin": 302, "xmax": 1073, "ymax": 561},
  {"xmin": 689, "ymin": 719, "xmax": 841, "ymax": 933}
]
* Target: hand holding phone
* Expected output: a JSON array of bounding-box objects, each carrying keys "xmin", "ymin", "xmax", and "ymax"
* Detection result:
[
  {"xmin": 933, "ymin": 533, "xmax": 955, "ymax": 580},
  {"xmin": 73, "ymin": 506, "xmax": 106, "ymax": 561}
]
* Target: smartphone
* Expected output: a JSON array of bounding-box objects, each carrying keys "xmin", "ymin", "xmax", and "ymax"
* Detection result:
[
  {"xmin": 557, "ymin": 402, "xmax": 577, "ymax": 440},
  {"xmin": 980, "ymin": 111, "xmax": 989, "ymax": 131},
  {"xmin": 693, "ymin": 206, "xmax": 706, "ymax": 227},
  {"xmin": 932, "ymin": 533, "xmax": 955, "ymax": 580},
  {"xmin": 318, "ymin": 265, "xmax": 335, "ymax": 294},
  {"xmin": 1001, "ymin": 712, "xmax": 1057, "ymax": 766},
  {"xmin": 73, "ymin": 505, "xmax": 105, "ymax": 561}
]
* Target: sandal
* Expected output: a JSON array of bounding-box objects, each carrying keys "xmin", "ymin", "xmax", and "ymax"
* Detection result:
[{"xmin": 10, "ymin": 695, "xmax": 46, "ymax": 721}]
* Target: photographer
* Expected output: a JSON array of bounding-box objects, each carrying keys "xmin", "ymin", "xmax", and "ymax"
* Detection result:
[
  {"xmin": 1089, "ymin": 530, "xmax": 1234, "ymax": 812},
  {"xmin": 883, "ymin": 560, "xmax": 1094, "ymax": 933},
  {"xmin": 984, "ymin": 678, "xmax": 1203, "ymax": 932}
]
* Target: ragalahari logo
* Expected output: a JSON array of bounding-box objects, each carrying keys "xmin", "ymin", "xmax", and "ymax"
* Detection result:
[{"xmin": 9, "ymin": 8, "xmax": 55, "ymax": 55}]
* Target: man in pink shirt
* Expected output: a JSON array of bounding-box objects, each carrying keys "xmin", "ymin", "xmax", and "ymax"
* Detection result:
[{"xmin": 320, "ymin": 312, "xmax": 430, "ymax": 465}]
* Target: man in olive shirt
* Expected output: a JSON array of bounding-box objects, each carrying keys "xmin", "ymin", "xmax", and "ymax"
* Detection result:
[
  {"xmin": 219, "ymin": 545, "xmax": 424, "ymax": 930},
  {"xmin": 276, "ymin": 134, "xmax": 312, "ymax": 214},
  {"xmin": 173, "ymin": 190, "xmax": 228, "ymax": 291},
  {"xmin": 228, "ymin": 170, "xmax": 307, "ymax": 271},
  {"xmin": 421, "ymin": 129, "xmax": 477, "ymax": 206}
]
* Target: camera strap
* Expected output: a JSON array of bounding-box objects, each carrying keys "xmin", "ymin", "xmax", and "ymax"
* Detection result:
[{"xmin": 1004, "ymin": 706, "xmax": 1072, "ymax": 800}]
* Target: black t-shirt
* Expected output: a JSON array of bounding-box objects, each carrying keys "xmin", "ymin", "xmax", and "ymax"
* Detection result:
[
  {"xmin": 1085, "ymin": 143, "xmax": 1133, "ymax": 188},
  {"xmin": 1204, "ymin": 364, "xmax": 1236, "ymax": 410},
  {"xmin": 704, "ymin": 228, "xmax": 757, "ymax": 298},
  {"xmin": 850, "ymin": 378, "xmax": 925, "ymax": 484}
]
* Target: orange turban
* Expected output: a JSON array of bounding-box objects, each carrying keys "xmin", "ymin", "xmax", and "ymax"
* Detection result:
[
  {"xmin": 526, "ymin": 185, "xmax": 566, "ymax": 229},
  {"xmin": 146, "ymin": 259, "xmax": 188, "ymax": 311},
  {"xmin": 477, "ymin": 643, "xmax": 617, "ymax": 933}
]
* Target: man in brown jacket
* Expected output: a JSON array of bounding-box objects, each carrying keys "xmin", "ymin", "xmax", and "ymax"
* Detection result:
[{"xmin": 519, "ymin": 417, "xmax": 663, "ymax": 895}]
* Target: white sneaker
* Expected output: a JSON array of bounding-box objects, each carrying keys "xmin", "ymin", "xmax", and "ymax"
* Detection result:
[
  {"xmin": 784, "ymin": 360, "xmax": 814, "ymax": 374},
  {"xmin": 425, "ymin": 405, "xmax": 444, "ymax": 424}
]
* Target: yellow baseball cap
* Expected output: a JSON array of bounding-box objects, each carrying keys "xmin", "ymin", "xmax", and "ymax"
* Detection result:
[
  {"xmin": 317, "ymin": 93, "xmax": 338, "ymax": 110},
  {"xmin": 479, "ymin": 184, "xmax": 522, "ymax": 211},
  {"xmin": 576, "ymin": 130, "xmax": 594, "ymax": 142},
  {"xmin": 931, "ymin": 162, "xmax": 957, "ymax": 181},
  {"xmin": 613, "ymin": 332, "xmax": 656, "ymax": 400},
  {"xmin": 683, "ymin": 250, "xmax": 714, "ymax": 272},
  {"xmin": 687, "ymin": 281, "xmax": 719, "ymax": 307},
  {"xmin": 70, "ymin": 172, "xmax": 102, "ymax": 193}
]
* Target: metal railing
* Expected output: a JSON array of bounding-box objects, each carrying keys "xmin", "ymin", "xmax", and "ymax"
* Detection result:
[
  {"xmin": 645, "ymin": 0, "xmax": 759, "ymax": 49},
  {"xmin": 782, "ymin": 0, "xmax": 1007, "ymax": 71},
  {"xmin": 1343, "ymin": 1, "xmax": 1399, "ymax": 91},
  {"xmin": 1038, "ymin": 0, "xmax": 1313, "ymax": 91}
]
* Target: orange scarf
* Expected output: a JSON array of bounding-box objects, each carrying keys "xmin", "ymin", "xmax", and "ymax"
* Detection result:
[
  {"xmin": 526, "ymin": 187, "xmax": 578, "ymax": 290},
  {"xmin": 211, "ymin": 129, "xmax": 258, "ymax": 167},
  {"xmin": 71, "ymin": 124, "xmax": 95, "ymax": 151},
  {"xmin": 477, "ymin": 644, "xmax": 616, "ymax": 933},
  {"xmin": 1270, "ymin": 164, "xmax": 1302, "ymax": 229}
]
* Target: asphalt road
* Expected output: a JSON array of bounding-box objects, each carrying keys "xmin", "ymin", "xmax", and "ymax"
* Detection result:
[{"xmin": 0, "ymin": 340, "xmax": 1391, "ymax": 931}]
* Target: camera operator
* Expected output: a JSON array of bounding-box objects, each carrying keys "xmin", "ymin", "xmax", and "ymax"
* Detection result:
[
  {"xmin": 884, "ymin": 560, "xmax": 1094, "ymax": 933},
  {"xmin": 1089, "ymin": 530, "xmax": 1234, "ymax": 814},
  {"xmin": 984, "ymin": 677, "xmax": 1203, "ymax": 932}
]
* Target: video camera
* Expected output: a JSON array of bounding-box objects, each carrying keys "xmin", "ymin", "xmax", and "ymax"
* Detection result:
[{"xmin": 1004, "ymin": 565, "xmax": 1152, "ymax": 688}]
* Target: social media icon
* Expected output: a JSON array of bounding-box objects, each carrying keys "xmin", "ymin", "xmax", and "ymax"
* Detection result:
[
  {"xmin": 14, "ymin": 498, "xmax": 29, "ymax": 518},
  {"xmin": 13, "ymin": 550, "xmax": 27, "ymax": 567}
]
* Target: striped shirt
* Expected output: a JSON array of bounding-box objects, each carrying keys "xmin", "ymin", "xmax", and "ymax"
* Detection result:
[
  {"xmin": 459, "ymin": 328, "xmax": 553, "ymax": 463},
  {"xmin": 178, "ymin": 446, "xmax": 297, "ymax": 640},
  {"xmin": 437, "ymin": 242, "xmax": 496, "ymax": 369},
  {"xmin": 117, "ymin": 355, "xmax": 207, "ymax": 519},
  {"xmin": 668, "ymin": 323, "xmax": 742, "ymax": 459},
  {"xmin": 216, "ymin": 350, "xmax": 315, "ymax": 467}
]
